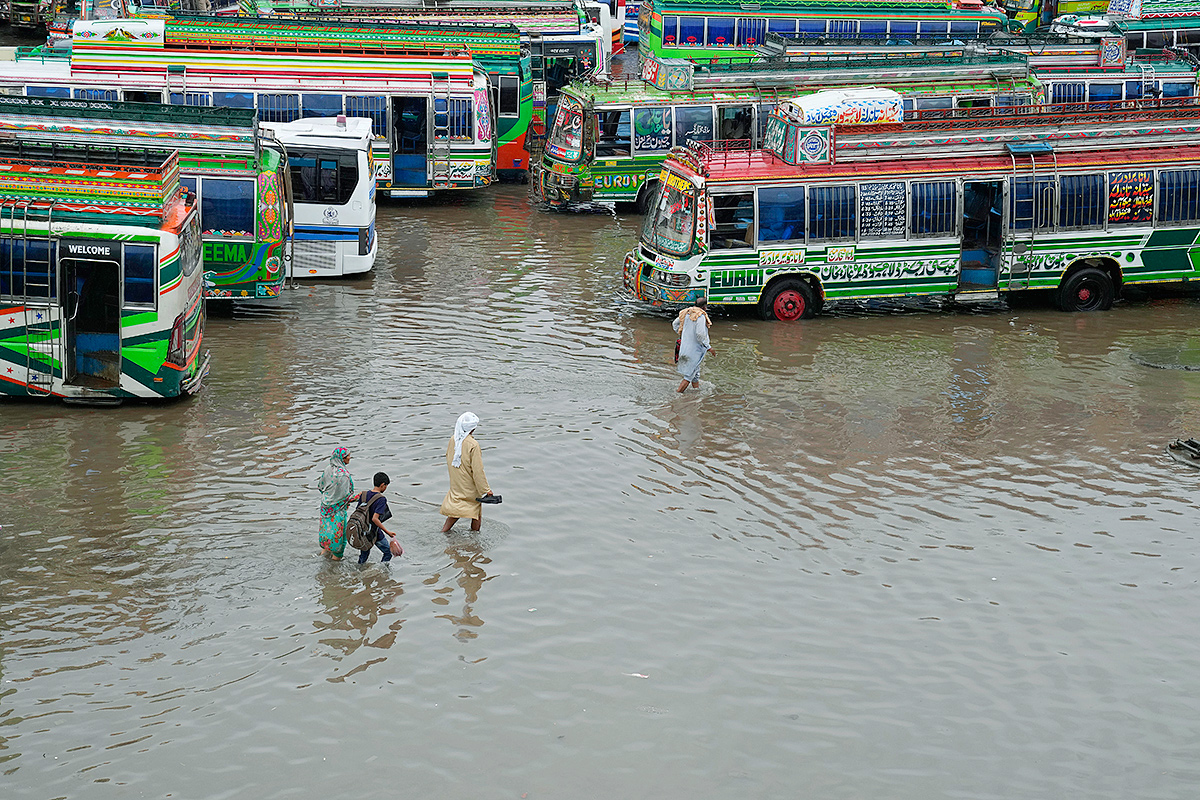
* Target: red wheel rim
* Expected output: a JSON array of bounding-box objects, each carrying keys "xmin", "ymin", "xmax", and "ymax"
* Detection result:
[
  {"xmin": 1077, "ymin": 287, "xmax": 1092, "ymax": 302},
  {"xmin": 773, "ymin": 290, "xmax": 805, "ymax": 321}
]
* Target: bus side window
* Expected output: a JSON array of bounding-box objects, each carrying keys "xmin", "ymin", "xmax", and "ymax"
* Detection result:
[
  {"xmin": 1157, "ymin": 169, "xmax": 1200, "ymax": 224},
  {"xmin": 123, "ymin": 244, "xmax": 157, "ymax": 309},
  {"xmin": 755, "ymin": 104, "xmax": 776, "ymax": 144},
  {"xmin": 200, "ymin": 177, "xmax": 255, "ymax": 237},
  {"xmin": 808, "ymin": 186, "xmax": 856, "ymax": 241},
  {"xmin": 0, "ymin": 237, "xmax": 56, "ymax": 298},
  {"xmin": 711, "ymin": 192, "xmax": 754, "ymax": 250},
  {"xmin": 258, "ymin": 93, "xmax": 300, "ymax": 123},
  {"xmin": 911, "ymin": 181, "xmax": 956, "ymax": 237},
  {"xmin": 758, "ymin": 187, "xmax": 805, "ymax": 244},
  {"xmin": 595, "ymin": 109, "xmax": 631, "ymax": 157},
  {"xmin": 1058, "ymin": 175, "xmax": 1105, "ymax": 229}
]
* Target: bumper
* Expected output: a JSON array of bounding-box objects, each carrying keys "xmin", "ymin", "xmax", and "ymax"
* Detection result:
[
  {"xmin": 623, "ymin": 250, "xmax": 706, "ymax": 306},
  {"xmin": 538, "ymin": 165, "xmax": 586, "ymax": 207},
  {"xmin": 180, "ymin": 350, "xmax": 211, "ymax": 396}
]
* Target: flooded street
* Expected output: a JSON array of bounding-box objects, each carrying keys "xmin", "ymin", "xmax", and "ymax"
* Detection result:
[{"xmin": 3, "ymin": 183, "xmax": 1200, "ymax": 798}]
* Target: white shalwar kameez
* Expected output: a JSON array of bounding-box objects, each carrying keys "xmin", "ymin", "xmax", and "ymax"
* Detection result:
[{"xmin": 673, "ymin": 309, "xmax": 711, "ymax": 383}]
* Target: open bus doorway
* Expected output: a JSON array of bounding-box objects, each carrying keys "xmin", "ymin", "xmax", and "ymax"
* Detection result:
[
  {"xmin": 960, "ymin": 181, "xmax": 1004, "ymax": 291},
  {"xmin": 392, "ymin": 96, "xmax": 428, "ymax": 188},
  {"xmin": 62, "ymin": 244, "xmax": 122, "ymax": 389}
]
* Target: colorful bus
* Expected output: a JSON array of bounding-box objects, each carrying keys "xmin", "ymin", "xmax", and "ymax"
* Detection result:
[
  {"xmin": 262, "ymin": 116, "xmax": 379, "ymax": 278},
  {"xmin": 0, "ymin": 95, "xmax": 293, "ymax": 300},
  {"xmin": 2, "ymin": 17, "xmax": 496, "ymax": 197},
  {"xmin": 537, "ymin": 49, "xmax": 1044, "ymax": 209},
  {"xmin": 0, "ymin": 148, "xmax": 207, "ymax": 402},
  {"xmin": 636, "ymin": 0, "xmax": 1008, "ymax": 63},
  {"xmin": 624, "ymin": 94, "xmax": 1200, "ymax": 320}
]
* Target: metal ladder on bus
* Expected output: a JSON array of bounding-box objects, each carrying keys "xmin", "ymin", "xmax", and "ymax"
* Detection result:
[
  {"xmin": 1137, "ymin": 62, "xmax": 1157, "ymax": 101},
  {"xmin": 1006, "ymin": 141, "xmax": 1058, "ymax": 291},
  {"xmin": 15, "ymin": 200, "xmax": 60, "ymax": 395},
  {"xmin": 430, "ymin": 71, "xmax": 453, "ymax": 189}
]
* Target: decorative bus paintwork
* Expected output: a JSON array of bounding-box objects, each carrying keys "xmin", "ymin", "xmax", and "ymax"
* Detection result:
[
  {"xmin": 1, "ymin": 17, "xmax": 496, "ymax": 198},
  {"xmin": 537, "ymin": 48, "xmax": 1045, "ymax": 208},
  {"xmin": 625, "ymin": 98, "xmax": 1200, "ymax": 320},
  {"xmin": 0, "ymin": 95, "xmax": 293, "ymax": 300},
  {"xmin": 636, "ymin": 0, "xmax": 1008, "ymax": 64},
  {"xmin": 262, "ymin": 116, "xmax": 378, "ymax": 278},
  {"xmin": 0, "ymin": 150, "xmax": 207, "ymax": 402}
]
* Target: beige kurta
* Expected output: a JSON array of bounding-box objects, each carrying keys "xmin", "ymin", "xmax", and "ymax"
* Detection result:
[{"xmin": 440, "ymin": 434, "xmax": 491, "ymax": 518}]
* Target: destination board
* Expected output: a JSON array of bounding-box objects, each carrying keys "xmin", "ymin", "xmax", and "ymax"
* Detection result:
[
  {"xmin": 859, "ymin": 182, "xmax": 906, "ymax": 238},
  {"xmin": 1108, "ymin": 170, "xmax": 1153, "ymax": 224}
]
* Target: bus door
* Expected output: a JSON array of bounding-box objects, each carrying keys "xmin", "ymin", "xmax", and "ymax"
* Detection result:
[
  {"xmin": 716, "ymin": 105, "xmax": 754, "ymax": 144},
  {"xmin": 392, "ymin": 96, "xmax": 428, "ymax": 188},
  {"xmin": 61, "ymin": 241, "xmax": 121, "ymax": 389},
  {"xmin": 959, "ymin": 181, "xmax": 1004, "ymax": 291}
]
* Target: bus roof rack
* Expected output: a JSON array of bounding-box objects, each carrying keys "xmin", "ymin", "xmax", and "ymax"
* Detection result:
[{"xmin": 1005, "ymin": 141, "xmax": 1056, "ymax": 154}]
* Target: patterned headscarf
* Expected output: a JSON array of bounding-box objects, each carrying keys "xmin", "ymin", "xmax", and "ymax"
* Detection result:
[
  {"xmin": 452, "ymin": 412, "xmax": 479, "ymax": 468},
  {"xmin": 317, "ymin": 446, "xmax": 354, "ymax": 507}
]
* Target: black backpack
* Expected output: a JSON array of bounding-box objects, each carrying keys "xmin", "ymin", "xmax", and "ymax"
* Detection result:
[{"xmin": 346, "ymin": 491, "xmax": 381, "ymax": 551}]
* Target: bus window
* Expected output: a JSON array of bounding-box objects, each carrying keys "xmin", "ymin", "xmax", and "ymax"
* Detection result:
[
  {"xmin": 707, "ymin": 16, "xmax": 734, "ymax": 46},
  {"xmin": 170, "ymin": 92, "xmax": 211, "ymax": 106},
  {"xmin": 0, "ymin": 238, "xmax": 56, "ymax": 298},
  {"xmin": 595, "ymin": 109, "xmax": 631, "ymax": 157},
  {"xmin": 679, "ymin": 17, "xmax": 704, "ymax": 45},
  {"xmin": 919, "ymin": 21, "xmax": 949, "ymax": 36},
  {"xmin": 829, "ymin": 20, "xmax": 857, "ymax": 36},
  {"xmin": 1089, "ymin": 84, "xmax": 1122, "ymax": 104},
  {"xmin": 797, "ymin": 20, "xmax": 826, "ymax": 37},
  {"xmin": 950, "ymin": 21, "xmax": 979, "ymax": 36},
  {"xmin": 1010, "ymin": 177, "xmax": 1054, "ymax": 230},
  {"xmin": 302, "ymin": 94, "xmax": 343, "ymax": 119},
  {"xmin": 633, "ymin": 107, "xmax": 672, "ymax": 153},
  {"xmin": 756, "ymin": 104, "xmax": 776, "ymax": 142},
  {"xmin": 662, "ymin": 16, "xmax": 679, "ymax": 43},
  {"xmin": 710, "ymin": 193, "xmax": 754, "ymax": 249},
  {"xmin": 200, "ymin": 177, "xmax": 255, "ymax": 237},
  {"xmin": 125, "ymin": 90, "xmax": 161, "ymax": 103},
  {"xmin": 1158, "ymin": 170, "xmax": 1200, "ymax": 224},
  {"xmin": 27, "ymin": 86, "xmax": 71, "ymax": 98},
  {"xmin": 860, "ymin": 20, "xmax": 887, "ymax": 38},
  {"xmin": 808, "ymin": 186, "xmax": 856, "ymax": 241},
  {"xmin": 890, "ymin": 21, "xmax": 917, "ymax": 37},
  {"xmin": 123, "ymin": 244, "xmax": 157, "ymax": 309},
  {"xmin": 767, "ymin": 19, "xmax": 796, "ymax": 36},
  {"xmin": 1146, "ymin": 31, "xmax": 1172, "ymax": 49},
  {"xmin": 491, "ymin": 75, "xmax": 520, "ymax": 118},
  {"xmin": 76, "ymin": 89, "xmax": 118, "ymax": 100},
  {"xmin": 1164, "ymin": 83, "xmax": 1195, "ymax": 99},
  {"xmin": 1051, "ymin": 84, "xmax": 1085, "ymax": 105},
  {"xmin": 717, "ymin": 106, "xmax": 752, "ymax": 141},
  {"xmin": 346, "ymin": 96, "xmax": 388, "ymax": 136},
  {"xmin": 215, "ymin": 91, "xmax": 254, "ymax": 108},
  {"xmin": 915, "ymin": 97, "xmax": 953, "ymax": 111},
  {"xmin": 1058, "ymin": 175, "xmax": 1105, "ymax": 229},
  {"xmin": 1126, "ymin": 81, "xmax": 1144, "ymax": 101},
  {"xmin": 758, "ymin": 187, "xmax": 805, "ymax": 244},
  {"xmin": 911, "ymin": 181, "xmax": 956, "ymax": 236},
  {"xmin": 674, "ymin": 106, "xmax": 713, "ymax": 147},
  {"xmin": 290, "ymin": 150, "xmax": 359, "ymax": 205},
  {"xmin": 737, "ymin": 18, "xmax": 765, "ymax": 46},
  {"xmin": 259, "ymin": 94, "xmax": 300, "ymax": 123}
]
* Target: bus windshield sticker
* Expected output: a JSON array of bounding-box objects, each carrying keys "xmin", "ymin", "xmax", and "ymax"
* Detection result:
[{"xmin": 635, "ymin": 107, "xmax": 672, "ymax": 152}]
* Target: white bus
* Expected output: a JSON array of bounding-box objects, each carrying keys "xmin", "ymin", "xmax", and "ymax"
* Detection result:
[{"xmin": 263, "ymin": 116, "xmax": 378, "ymax": 278}]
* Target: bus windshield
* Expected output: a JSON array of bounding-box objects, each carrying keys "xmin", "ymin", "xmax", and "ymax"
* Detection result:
[
  {"xmin": 641, "ymin": 174, "xmax": 697, "ymax": 257},
  {"xmin": 547, "ymin": 96, "xmax": 585, "ymax": 162}
]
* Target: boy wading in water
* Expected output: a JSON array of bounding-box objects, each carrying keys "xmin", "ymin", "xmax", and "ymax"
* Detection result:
[{"xmin": 357, "ymin": 472, "xmax": 402, "ymax": 563}]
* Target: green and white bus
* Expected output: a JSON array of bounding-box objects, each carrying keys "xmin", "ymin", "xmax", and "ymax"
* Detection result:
[
  {"xmin": 0, "ymin": 148, "xmax": 208, "ymax": 402},
  {"xmin": 624, "ymin": 93, "xmax": 1200, "ymax": 320},
  {"xmin": 537, "ymin": 49, "xmax": 1044, "ymax": 209}
]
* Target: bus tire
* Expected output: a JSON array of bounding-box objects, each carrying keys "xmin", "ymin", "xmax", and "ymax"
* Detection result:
[
  {"xmin": 759, "ymin": 278, "xmax": 815, "ymax": 321},
  {"xmin": 635, "ymin": 180, "xmax": 658, "ymax": 215},
  {"xmin": 1056, "ymin": 267, "xmax": 1114, "ymax": 312}
]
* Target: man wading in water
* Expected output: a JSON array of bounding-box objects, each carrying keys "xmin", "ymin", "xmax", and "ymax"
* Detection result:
[
  {"xmin": 673, "ymin": 298, "xmax": 713, "ymax": 393},
  {"xmin": 440, "ymin": 412, "xmax": 495, "ymax": 532}
]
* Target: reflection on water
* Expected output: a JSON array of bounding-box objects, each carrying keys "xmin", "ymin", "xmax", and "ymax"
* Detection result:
[{"xmin": 4, "ymin": 185, "xmax": 1200, "ymax": 797}]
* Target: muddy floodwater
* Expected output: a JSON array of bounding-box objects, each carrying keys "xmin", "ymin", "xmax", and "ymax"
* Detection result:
[{"xmin": 3, "ymin": 184, "xmax": 1200, "ymax": 799}]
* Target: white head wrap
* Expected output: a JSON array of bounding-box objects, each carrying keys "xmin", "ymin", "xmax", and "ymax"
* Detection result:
[{"xmin": 452, "ymin": 412, "xmax": 479, "ymax": 468}]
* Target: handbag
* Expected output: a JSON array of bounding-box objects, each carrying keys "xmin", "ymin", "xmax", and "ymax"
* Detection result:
[{"xmin": 388, "ymin": 537, "xmax": 404, "ymax": 557}]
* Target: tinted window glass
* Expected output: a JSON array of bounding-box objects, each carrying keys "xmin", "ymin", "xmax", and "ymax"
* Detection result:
[
  {"xmin": 767, "ymin": 19, "xmax": 796, "ymax": 35},
  {"xmin": 27, "ymin": 86, "xmax": 71, "ymax": 97},
  {"xmin": 289, "ymin": 150, "xmax": 359, "ymax": 205},
  {"xmin": 75, "ymin": 88, "xmax": 118, "ymax": 100},
  {"xmin": 215, "ymin": 91, "xmax": 254, "ymax": 108},
  {"xmin": 860, "ymin": 20, "xmax": 887, "ymax": 36},
  {"xmin": 1089, "ymin": 84, "xmax": 1122, "ymax": 102},
  {"xmin": 170, "ymin": 92, "xmax": 211, "ymax": 106},
  {"xmin": 949, "ymin": 21, "xmax": 978, "ymax": 35},
  {"xmin": 661, "ymin": 16, "xmax": 678, "ymax": 43},
  {"xmin": 809, "ymin": 186, "xmax": 856, "ymax": 240},
  {"xmin": 123, "ymin": 244, "xmax": 156, "ymax": 307},
  {"xmin": 200, "ymin": 178, "xmax": 255, "ymax": 237},
  {"xmin": 674, "ymin": 105, "xmax": 713, "ymax": 146},
  {"xmin": 1158, "ymin": 170, "xmax": 1200, "ymax": 223},
  {"xmin": 679, "ymin": 17, "xmax": 704, "ymax": 45},
  {"xmin": 797, "ymin": 20, "xmax": 826, "ymax": 35},
  {"xmin": 1164, "ymin": 82, "xmax": 1194, "ymax": 98},
  {"xmin": 758, "ymin": 186, "xmax": 805, "ymax": 243},
  {"xmin": 302, "ymin": 94, "xmax": 343, "ymax": 119},
  {"xmin": 707, "ymin": 17, "xmax": 734, "ymax": 46},
  {"xmin": 890, "ymin": 21, "xmax": 917, "ymax": 35}
]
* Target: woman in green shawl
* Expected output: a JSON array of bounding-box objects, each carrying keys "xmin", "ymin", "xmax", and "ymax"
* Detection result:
[{"xmin": 318, "ymin": 446, "xmax": 355, "ymax": 559}]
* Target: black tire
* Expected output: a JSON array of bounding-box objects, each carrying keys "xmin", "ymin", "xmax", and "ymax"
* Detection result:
[
  {"xmin": 635, "ymin": 180, "xmax": 658, "ymax": 215},
  {"xmin": 1056, "ymin": 267, "xmax": 1115, "ymax": 312},
  {"xmin": 758, "ymin": 278, "xmax": 816, "ymax": 321}
]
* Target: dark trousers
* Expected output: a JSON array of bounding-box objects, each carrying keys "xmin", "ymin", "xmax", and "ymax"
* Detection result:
[{"xmin": 358, "ymin": 530, "xmax": 392, "ymax": 564}]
